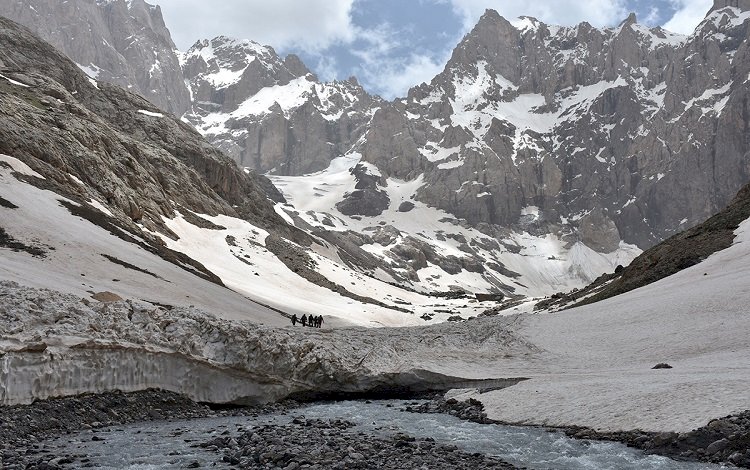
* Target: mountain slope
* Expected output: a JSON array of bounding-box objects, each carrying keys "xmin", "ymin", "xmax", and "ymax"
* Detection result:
[
  {"xmin": 181, "ymin": 36, "xmax": 381, "ymax": 174},
  {"xmin": 181, "ymin": 2, "xmax": 750, "ymax": 253},
  {"xmin": 7, "ymin": 0, "xmax": 749, "ymax": 302},
  {"xmin": 0, "ymin": 15, "xmax": 293, "ymax": 320},
  {"xmin": 0, "ymin": 17, "xmax": 505, "ymax": 327},
  {"xmin": 0, "ymin": 0, "xmax": 191, "ymax": 115},
  {"xmin": 163, "ymin": 2, "xmax": 750, "ymax": 299}
]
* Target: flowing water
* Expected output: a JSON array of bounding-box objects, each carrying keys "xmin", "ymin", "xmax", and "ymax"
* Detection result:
[{"xmin": 48, "ymin": 400, "xmax": 727, "ymax": 469}]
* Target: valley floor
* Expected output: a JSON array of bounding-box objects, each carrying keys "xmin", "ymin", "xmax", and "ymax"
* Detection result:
[{"xmin": 1, "ymin": 162, "xmax": 749, "ymax": 453}]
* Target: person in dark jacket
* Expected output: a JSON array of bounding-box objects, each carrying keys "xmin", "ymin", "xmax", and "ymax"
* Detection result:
[
  {"xmin": 291, "ymin": 314, "xmax": 298, "ymax": 326},
  {"xmin": 301, "ymin": 314, "xmax": 307, "ymax": 327}
]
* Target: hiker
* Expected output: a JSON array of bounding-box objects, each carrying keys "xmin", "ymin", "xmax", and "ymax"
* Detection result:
[
  {"xmin": 318, "ymin": 315, "xmax": 324, "ymax": 328},
  {"xmin": 301, "ymin": 314, "xmax": 307, "ymax": 327},
  {"xmin": 291, "ymin": 314, "xmax": 298, "ymax": 326}
]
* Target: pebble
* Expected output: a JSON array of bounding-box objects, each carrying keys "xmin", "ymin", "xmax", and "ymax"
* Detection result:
[
  {"xmin": 3, "ymin": 390, "xmax": 749, "ymax": 469},
  {"xmin": 199, "ymin": 418, "xmax": 516, "ymax": 469}
]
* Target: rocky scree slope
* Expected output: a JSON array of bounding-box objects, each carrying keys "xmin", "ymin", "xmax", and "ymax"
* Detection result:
[{"xmin": 0, "ymin": 0, "xmax": 191, "ymax": 115}]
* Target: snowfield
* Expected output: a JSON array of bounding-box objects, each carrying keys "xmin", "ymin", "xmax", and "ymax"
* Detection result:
[
  {"xmin": 0, "ymin": 155, "xmax": 287, "ymax": 326},
  {"xmin": 468, "ymin": 216, "xmax": 750, "ymax": 432},
  {"xmin": 268, "ymin": 153, "xmax": 640, "ymax": 298},
  {"xmin": 2, "ymin": 154, "xmax": 749, "ymax": 433}
]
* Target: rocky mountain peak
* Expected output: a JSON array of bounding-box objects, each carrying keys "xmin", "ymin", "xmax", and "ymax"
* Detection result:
[
  {"xmin": 181, "ymin": 34, "xmax": 381, "ymax": 174},
  {"xmin": 284, "ymin": 54, "xmax": 312, "ymax": 78},
  {"xmin": 619, "ymin": 12, "xmax": 638, "ymax": 28},
  {"xmin": 447, "ymin": 9, "xmax": 521, "ymax": 84},
  {"xmin": 182, "ymin": 36, "xmax": 302, "ymax": 110}
]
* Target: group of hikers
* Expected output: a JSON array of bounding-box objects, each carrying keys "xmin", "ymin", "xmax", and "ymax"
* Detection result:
[{"xmin": 291, "ymin": 313, "xmax": 324, "ymax": 328}]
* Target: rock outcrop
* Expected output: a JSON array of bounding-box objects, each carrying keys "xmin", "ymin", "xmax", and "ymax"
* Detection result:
[
  {"xmin": 0, "ymin": 0, "xmax": 191, "ymax": 115},
  {"xmin": 0, "ymin": 16, "xmax": 288, "ymax": 240},
  {"xmin": 181, "ymin": 37, "xmax": 380, "ymax": 174}
]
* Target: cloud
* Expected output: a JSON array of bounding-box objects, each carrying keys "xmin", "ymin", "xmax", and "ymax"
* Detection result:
[
  {"xmin": 642, "ymin": 6, "xmax": 663, "ymax": 26},
  {"xmin": 152, "ymin": 0, "xmax": 356, "ymax": 51},
  {"xmin": 357, "ymin": 53, "xmax": 448, "ymax": 99},
  {"xmin": 662, "ymin": 0, "xmax": 713, "ymax": 34},
  {"xmin": 443, "ymin": 0, "xmax": 630, "ymax": 31}
]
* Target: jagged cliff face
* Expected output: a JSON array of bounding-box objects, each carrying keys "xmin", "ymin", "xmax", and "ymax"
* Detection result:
[
  {"xmin": 177, "ymin": 3, "xmax": 750, "ymax": 252},
  {"xmin": 181, "ymin": 37, "xmax": 381, "ymax": 174},
  {"xmin": 0, "ymin": 0, "xmax": 191, "ymax": 115},
  {"xmin": 355, "ymin": 5, "xmax": 750, "ymax": 249}
]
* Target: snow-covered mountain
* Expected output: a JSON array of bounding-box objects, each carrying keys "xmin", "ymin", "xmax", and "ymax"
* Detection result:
[
  {"xmin": 176, "ymin": 2, "xmax": 750, "ymax": 253},
  {"xmin": 180, "ymin": 36, "xmax": 381, "ymax": 174},
  {"xmin": 3, "ymin": 0, "xmax": 750, "ymax": 305},
  {"xmin": 162, "ymin": 2, "xmax": 750, "ymax": 299},
  {"xmin": 1, "ymin": 4, "xmax": 750, "ymax": 453},
  {"xmin": 0, "ymin": 16, "xmax": 509, "ymax": 327}
]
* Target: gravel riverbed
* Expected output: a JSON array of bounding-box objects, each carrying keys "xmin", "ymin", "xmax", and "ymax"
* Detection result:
[{"xmin": 1, "ymin": 389, "xmax": 747, "ymax": 469}]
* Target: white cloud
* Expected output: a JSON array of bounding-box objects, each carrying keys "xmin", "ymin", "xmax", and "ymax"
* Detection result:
[
  {"xmin": 358, "ymin": 53, "xmax": 447, "ymax": 99},
  {"xmin": 341, "ymin": 20, "xmax": 455, "ymax": 99},
  {"xmin": 444, "ymin": 0, "xmax": 630, "ymax": 31},
  {"xmin": 663, "ymin": 0, "xmax": 713, "ymax": 34},
  {"xmin": 152, "ymin": 0, "xmax": 356, "ymax": 51},
  {"xmin": 642, "ymin": 6, "xmax": 662, "ymax": 26}
]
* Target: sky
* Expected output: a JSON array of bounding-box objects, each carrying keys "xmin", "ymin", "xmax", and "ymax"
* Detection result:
[{"xmin": 151, "ymin": 0, "xmax": 714, "ymax": 99}]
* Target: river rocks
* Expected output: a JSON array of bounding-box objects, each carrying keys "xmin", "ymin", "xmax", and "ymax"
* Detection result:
[
  {"xmin": 0, "ymin": 389, "xmax": 214, "ymax": 468},
  {"xmin": 202, "ymin": 417, "xmax": 516, "ymax": 469},
  {"xmin": 0, "ymin": 388, "xmax": 303, "ymax": 469},
  {"xmin": 564, "ymin": 410, "xmax": 750, "ymax": 468},
  {"xmin": 412, "ymin": 396, "xmax": 491, "ymax": 424}
]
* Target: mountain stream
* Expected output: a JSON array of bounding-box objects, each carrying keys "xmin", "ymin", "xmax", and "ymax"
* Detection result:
[{"xmin": 47, "ymin": 400, "xmax": 726, "ymax": 469}]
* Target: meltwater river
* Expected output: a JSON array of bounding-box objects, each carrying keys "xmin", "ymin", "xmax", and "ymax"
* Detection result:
[{"xmin": 49, "ymin": 400, "xmax": 726, "ymax": 469}]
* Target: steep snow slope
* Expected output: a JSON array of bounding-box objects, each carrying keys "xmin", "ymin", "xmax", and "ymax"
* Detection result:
[
  {"xmin": 0, "ymin": 155, "xmax": 285, "ymax": 326},
  {"xmin": 269, "ymin": 153, "xmax": 640, "ymax": 296}
]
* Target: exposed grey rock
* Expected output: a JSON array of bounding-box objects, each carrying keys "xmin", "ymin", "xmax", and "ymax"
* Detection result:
[
  {"xmin": 0, "ymin": 0, "xmax": 191, "ymax": 115},
  {"xmin": 335, "ymin": 163, "xmax": 390, "ymax": 217},
  {"xmin": 398, "ymin": 201, "xmax": 415, "ymax": 212},
  {"xmin": 262, "ymin": 5, "xmax": 750, "ymax": 253},
  {"xmin": 181, "ymin": 37, "xmax": 381, "ymax": 174},
  {"xmin": 578, "ymin": 208, "xmax": 621, "ymax": 253},
  {"xmin": 0, "ymin": 16, "xmax": 294, "ymax": 246}
]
